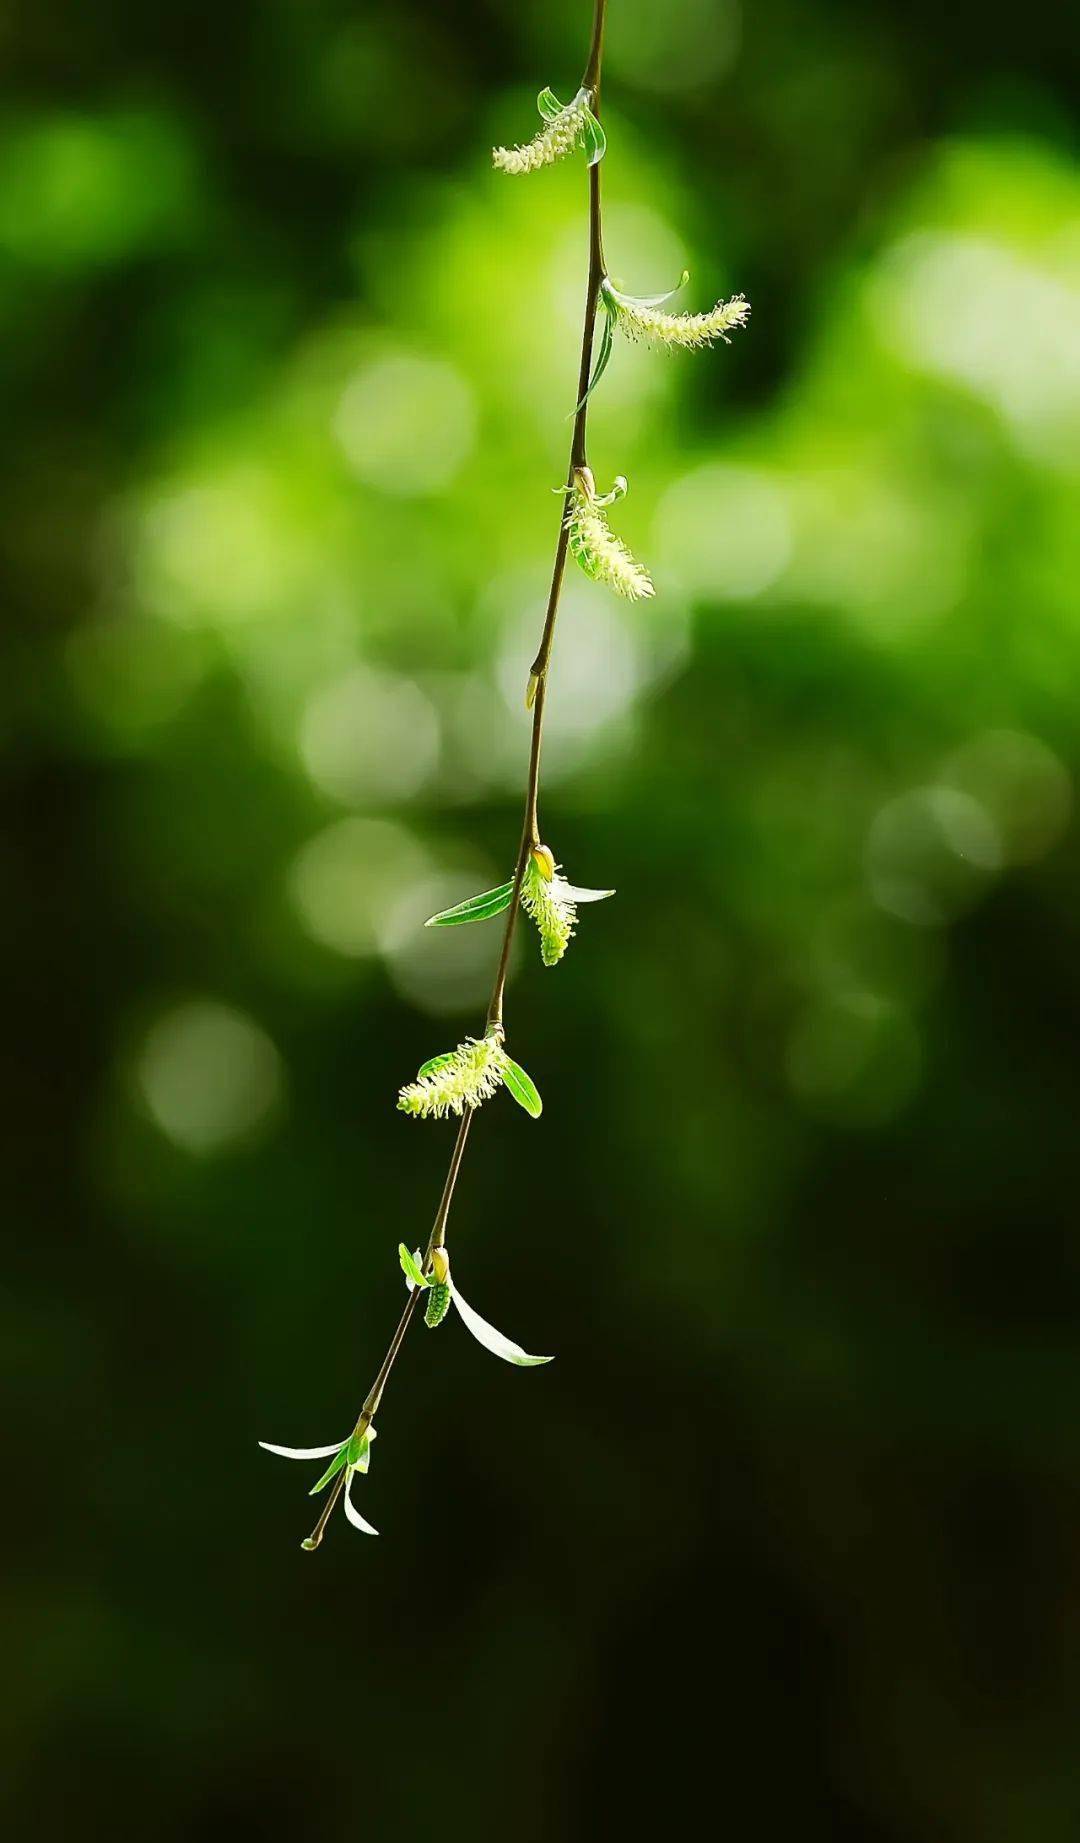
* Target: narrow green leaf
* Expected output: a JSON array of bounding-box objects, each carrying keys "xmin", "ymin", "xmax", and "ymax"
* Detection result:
[
  {"xmin": 416, "ymin": 1051, "xmax": 458, "ymax": 1079},
  {"xmin": 425, "ymin": 881, "xmax": 515, "ymax": 928},
  {"xmin": 501, "ymin": 1057, "xmax": 542, "ymax": 1118},
  {"xmin": 308, "ymin": 1443, "xmax": 349, "ymax": 1496},
  {"xmin": 345, "ymin": 1429, "xmax": 368, "ymax": 1469},
  {"xmin": 581, "ymin": 106, "xmax": 607, "ymax": 167},
  {"xmin": 570, "ymin": 302, "xmax": 615, "ymax": 416},
  {"xmin": 398, "ymin": 1243, "xmax": 429, "ymax": 1288},
  {"xmin": 536, "ymin": 87, "xmax": 564, "ymax": 121}
]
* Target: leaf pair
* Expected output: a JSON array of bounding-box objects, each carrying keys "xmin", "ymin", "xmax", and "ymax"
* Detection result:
[
  {"xmin": 259, "ymin": 1426, "xmax": 379, "ymax": 1537},
  {"xmin": 537, "ymin": 87, "xmax": 606, "ymax": 167}
]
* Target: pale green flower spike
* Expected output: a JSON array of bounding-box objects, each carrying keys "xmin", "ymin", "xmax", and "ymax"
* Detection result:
[
  {"xmin": 397, "ymin": 1035, "xmax": 543, "ymax": 1120},
  {"xmin": 493, "ymin": 86, "xmax": 605, "ymax": 175},
  {"xmin": 603, "ymin": 275, "xmax": 751, "ymax": 349},
  {"xmin": 259, "ymin": 1427, "xmax": 379, "ymax": 1538},
  {"xmin": 401, "ymin": 1245, "xmax": 552, "ymax": 1367},
  {"xmin": 564, "ymin": 468, "xmax": 654, "ymax": 601},
  {"xmin": 521, "ymin": 845, "xmax": 615, "ymax": 966},
  {"xmin": 397, "ymin": 1033, "xmax": 508, "ymax": 1119}
]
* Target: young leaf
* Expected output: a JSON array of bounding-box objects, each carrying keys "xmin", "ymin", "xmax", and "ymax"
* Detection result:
[
  {"xmin": 501, "ymin": 1057, "xmax": 543, "ymax": 1118},
  {"xmin": 570, "ymin": 301, "xmax": 615, "ymax": 416},
  {"xmin": 560, "ymin": 883, "xmax": 615, "ymax": 903},
  {"xmin": 308, "ymin": 1443, "xmax": 350, "ymax": 1496},
  {"xmin": 258, "ymin": 1440, "xmax": 345, "ymax": 1460},
  {"xmin": 536, "ymin": 87, "xmax": 563, "ymax": 120},
  {"xmin": 398, "ymin": 1243, "xmax": 429, "ymax": 1289},
  {"xmin": 581, "ymin": 106, "xmax": 607, "ymax": 167},
  {"xmin": 605, "ymin": 271, "xmax": 690, "ymax": 309},
  {"xmin": 346, "ymin": 1426, "xmax": 376, "ymax": 1471},
  {"xmin": 452, "ymin": 1287, "xmax": 553, "ymax": 1367},
  {"xmin": 425, "ymin": 881, "xmax": 515, "ymax": 928},
  {"xmin": 343, "ymin": 1471, "xmax": 378, "ymax": 1536},
  {"xmin": 416, "ymin": 1051, "xmax": 459, "ymax": 1079}
]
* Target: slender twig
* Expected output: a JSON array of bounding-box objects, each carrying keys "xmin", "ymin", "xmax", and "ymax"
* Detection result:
[{"xmin": 304, "ymin": 0, "xmax": 609, "ymax": 1552}]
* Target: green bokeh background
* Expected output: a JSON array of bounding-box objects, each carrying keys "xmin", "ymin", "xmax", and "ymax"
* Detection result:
[{"xmin": 5, "ymin": 1, "xmax": 1079, "ymax": 1837}]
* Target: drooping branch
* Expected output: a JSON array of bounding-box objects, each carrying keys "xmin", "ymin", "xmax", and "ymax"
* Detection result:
[
  {"xmin": 259, "ymin": 0, "xmax": 749, "ymax": 1548},
  {"xmin": 298, "ymin": 0, "xmax": 611, "ymax": 1552}
]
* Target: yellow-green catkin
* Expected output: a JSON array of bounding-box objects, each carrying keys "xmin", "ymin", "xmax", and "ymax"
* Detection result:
[
  {"xmin": 493, "ymin": 92, "xmax": 590, "ymax": 175},
  {"xmin": 609, "ymin": 291, "xmax": 750, "ymax": 349},
  {"xmin": 397, "ymin": 1036, "xmax": 507, "ymax": 1120},
  {"xmin": 521, "ymin": 856, "xmax": 577, "ymax": 966},
  {"xmin": 564, "ymin": 472, "xmax": 654, "ymax": 601}
]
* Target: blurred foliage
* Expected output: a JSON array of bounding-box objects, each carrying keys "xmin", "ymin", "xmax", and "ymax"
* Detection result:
[{"xmin": 3, "ymin": 1, "xmax": 1080, "ymax": 1839}]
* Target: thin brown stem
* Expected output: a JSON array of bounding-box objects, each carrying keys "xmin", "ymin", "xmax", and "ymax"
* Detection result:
[
  {"xmin": 313, "ymin": 0, "xmax": 610, "ymax": 1546},
  {"xmin": 302, "ymin": 1468, "xmax": 347, "ymax": 1551}
]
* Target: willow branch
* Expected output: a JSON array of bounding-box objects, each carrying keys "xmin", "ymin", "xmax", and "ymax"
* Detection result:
[{"xmin": 304, "ymin": 0, "xmax": 609, "ymax": 1551}]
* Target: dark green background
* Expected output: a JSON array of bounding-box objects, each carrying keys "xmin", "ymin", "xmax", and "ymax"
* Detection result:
[{"xmin": 4, "ymin": 1, "xmax": 1079, "ymax": 1837}]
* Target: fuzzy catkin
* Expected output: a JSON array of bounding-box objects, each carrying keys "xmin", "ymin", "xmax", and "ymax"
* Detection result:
[
  {"xmin": 397, "ymin": 1036, "xmax": 507, "ymax": 1120},
  {"xmin": 608, "ymin": 291, "xmax": 750, "ymax": 349},
  {"xmin": 493, "ymin": 94, "xmax": 590, "ymax": 175},
  {"xmin": 521, "ymin": 860, "xmax": 577, "ymax": 965},
  {"xmin": 564, "ymin": 481, "xmax": 654, "ymax": 601}
]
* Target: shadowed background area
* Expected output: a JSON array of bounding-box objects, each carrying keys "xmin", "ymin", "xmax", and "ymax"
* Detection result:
[{"xmin": 3, "ymin": 0, "xmax": 1079, "ymax": 1837}]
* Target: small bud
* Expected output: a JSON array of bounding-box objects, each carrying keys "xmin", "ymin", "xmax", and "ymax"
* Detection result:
[
  {"xmin": 525, "ymin": 671, "xmax": 540, "ymax": 710},
  {"xmin": 430, "ymin": 1246, "xmax": 450, "ymax": 1286},
  {"xmin": 531, "ymin": 844, "xmax": 556, "ymax": 881},
  {"xmin": 300, "ymin": 1536, "xmax": 320, "ymax": 1552}
]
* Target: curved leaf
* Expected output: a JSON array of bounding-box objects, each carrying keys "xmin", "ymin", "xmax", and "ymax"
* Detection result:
[
  {"xmin": 581, "ymin": 106, "xmax": 607, "ymax": 167},
  {"xmin": 536, "ymin": 86, "xmax": 564, "ymax": 121},
  {"xmin": 570, "ymin": 301, "xmax": 615, "ymax": 417},
  {"xmin": 416, "ymin": 1051, "xmax": 458, "ymax": 1079},
  {"xmin": 343, "ymin": 1471, "xmax": 378, "ymax": 1536},
  {"xmin": 308, "ymin": 1444, "xmax": 350, "ymax": 1496},
  {"xmin": 451, "ymin": 1286, "xmax": 553, "ymax": 1367},
  {"xmin": 259, "ymin": 1439, "xmax": 344, "ymax": 1461},
  {"xmin": 501, "ymin": 1057, "xmax": 542, "ymax": 1118},
  {"xmin": 425, "ymin": 882, "xmax": 515, "ymax": 928},
  {"xmin": 560, "ymin": 883, "xmax": 615, "ymax": 903},
  {"xmin": 606, "ymin": 270, "xmax": 690, "ymax": 309}
]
